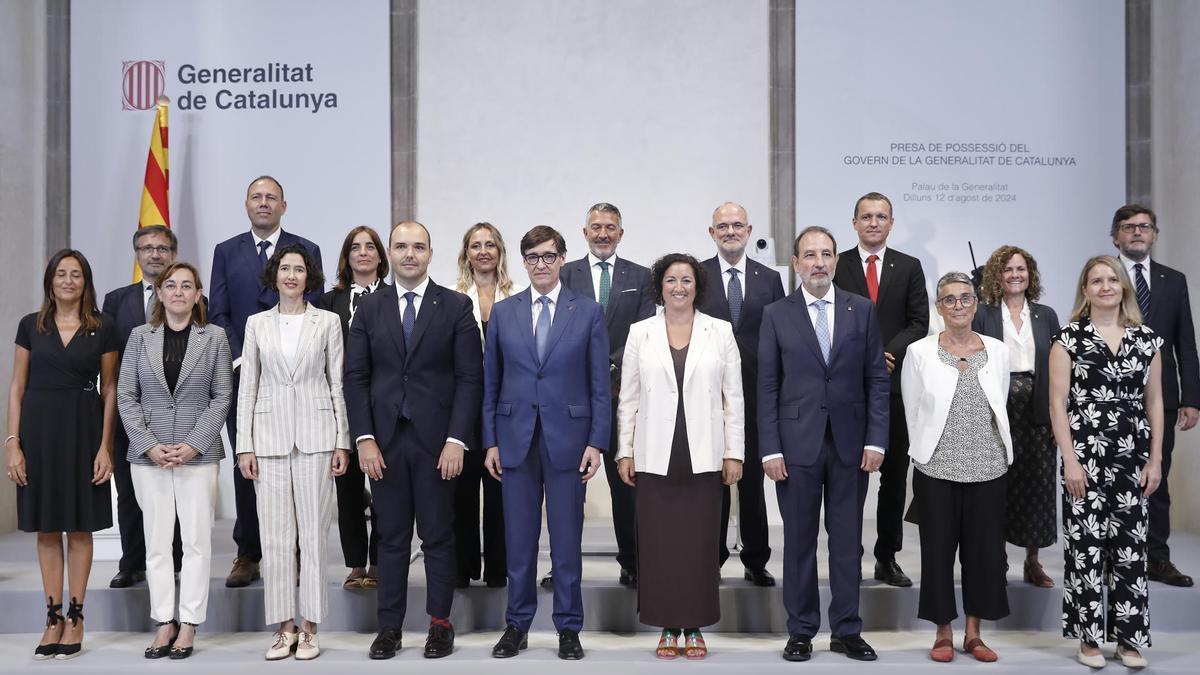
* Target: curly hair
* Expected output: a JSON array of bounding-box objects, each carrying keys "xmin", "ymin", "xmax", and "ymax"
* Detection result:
[
  {"xmin": 648, "ymin": 253, "xmax": 707, "ymax": 307},
  {"xmin": 978, "ymin": 245, "xmax": 1043, "ymax": 305}
]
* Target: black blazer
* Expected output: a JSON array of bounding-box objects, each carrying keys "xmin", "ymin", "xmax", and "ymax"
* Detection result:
[
  {"xmin": 343, "ymin": 280, "xmax": 483, "ymax": 454},
  {"xmin": 559, "ymin": 255, "xmax": 655, "ymax": 393},
  {"xmin": 101, "ymin": 282, "xmax": 150, "ymax": 356},
  {"xmin": 972, "ymin": 301, "xmax": 1060, "ymax": 426},
  {"xmin": 834, "ymin": 247, "xmax": 929, "ymax": 391},
  {"xmin": 318, "ymin": 286, "xmax": 352, "ymax": 346},
  {"xmin": 1142, "ymin": 261, "xmax": 1200, "ymax": 410}
]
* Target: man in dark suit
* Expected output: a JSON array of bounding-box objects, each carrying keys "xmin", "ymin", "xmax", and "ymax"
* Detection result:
[
  {"xmin": 557, "ymin": 202, "xmax": 654, "ymax": 588},
  {"xmin": 344, "ymin": 221, "xmax": 483, "ymax": 659},
  {"xmin": 209, "ymin": 175, "xmax": 323, "ymax": 587},
  {"xmin": 695, "ymin": 201, "xmax": 784, "ymax": 586},
  {"xmin": 833, "ymin": 191, "xmax": 928, "ymax": 587},
  {"xmin": 482, "ymin": 226, "xmax": 610, "ymax": 660},
  {"xmin": 760, "ymin": 226, "xmax": 889, "ymax": 662},
  {"xmin": 1111, "ymin": 203, "xmax": 1199, "ymax": 587},
  {"xmin": 101, "ymin": 224, "xmax": 183, "ymax": 588}
]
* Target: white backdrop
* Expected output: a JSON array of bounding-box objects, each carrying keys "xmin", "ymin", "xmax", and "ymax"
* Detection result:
[{"xmin": 795, "ymin": 0, "xmax": 1126, "ymax": 319}]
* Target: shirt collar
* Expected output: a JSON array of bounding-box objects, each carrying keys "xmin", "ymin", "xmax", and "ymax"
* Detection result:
[
  {"xmin": 800, "ymin": 284, "xmax": 835, "ymax": 306},
  {"xmin": 1001, "ymin": 299, "xmax": 1031, "ymax": 323},
  {"xmin": 857, "ymin": 244, "xmax": 887, "ymax": 262},
  {"xmin": 397, "ymin": 276, "xmax": 431, "ymax": 299},
  {"xmin": 718, "ymin": 254, "xmax": 746, "ymax": 277},
  {"xmin": 253, "ymin": 228, "xmax": 282, "ymax": 249},
  {"xmin": 1119, "ymin": 254, "xmax": 1152, "ymax": 273},
  {"xmin": 588, "ymin": 252, "xmax": 618, "ymax": 269},
  {"xmin": 532, "ymin": 282, "xmax": 562, "ymax": 305}
]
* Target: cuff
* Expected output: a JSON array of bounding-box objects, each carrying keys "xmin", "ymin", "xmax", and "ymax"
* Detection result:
[
  {"xmin": 865, "ymin": 445, "xmax": 885, "ymax": 455},
  {"xmin": 446, "ymin": 437, "xmax": 467, "ymax": 451},
  {"xmin": 355, "ymin": 434, "xmax": 376, "ymax": 445},
  {"xmin": 761, "ymin": 452, "xmax": 783, "ymax": 464}
]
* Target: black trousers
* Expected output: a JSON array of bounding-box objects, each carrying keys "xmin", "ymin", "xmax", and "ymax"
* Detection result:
[
  {"xmin": 227, "ymin": 370, "xmax": 261, "ymax": 561},
  {"xmin": 374, "ymin": 418, "xmax": 456, "ymax": 628},
  {"xmin": 334, "ymin": 459, "xmax": 378, "ymax": 568},
  {"xmin": 112, "ymin": 425, "xmax": 182, "ymax": 572},
  {"xmin": 1148, "ymin": 408, "xmax": 1176, "ymax": 562},
  {"xmin": 914, "ymin": 471, "xmax": 1009, "ymax": 626},
  {"xmin": 602, "ymin": 397, "xmax": 637, "ymax": 572},
  {"xmin": 453, "ymin": 436, "xmax": 505, "ymax": 582},
  {"xmin": 719, "ymin": 429, "xmax": 771, "ymax": 570},
  {"xmin": 873, "ymin": 394, "xmax": 910, "ymax": 562}
]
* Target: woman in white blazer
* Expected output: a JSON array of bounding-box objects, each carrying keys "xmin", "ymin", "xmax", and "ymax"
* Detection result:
[
  {"xmin": 236, "ymin": 244, "xmax": 349, "ymax": 661},
  {"xmin": 616, "ymin": 253, "xmax": 743, "ymax": 660},
  {"xmin": 452, "ymin": 222, "xmax": 524, "ymax": 587},
  {"xmin": 901, "ymin": 271, "xmax": 1012, "ymax": 663}
]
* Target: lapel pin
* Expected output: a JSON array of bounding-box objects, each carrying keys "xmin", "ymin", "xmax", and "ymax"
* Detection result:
[{"xmin": 847, "ymin": 306, "xmax": 853, "ymax": 311}]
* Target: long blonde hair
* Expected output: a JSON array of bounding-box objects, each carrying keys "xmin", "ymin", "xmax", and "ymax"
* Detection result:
[
  {"xmin": 455, "ymin": 222, "xmax": 515, "ymax": 296},
  {"xmin": 1069, "ymin": 255, "xmax": 1143, "ymax": 325}
]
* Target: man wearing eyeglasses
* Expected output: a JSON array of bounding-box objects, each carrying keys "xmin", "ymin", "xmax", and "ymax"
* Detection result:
[
  {"xmin": 696, "ymin": 201, "xmax": 785, "ymax": 587},
  {"xmin": 482, "ymin": 226, "xmax": 610, "ymax": 660},
  {"xmin": 101, "ymin": 224, "xmax": 185, "ymax": 589},
  {"xmin": 1111, "ymin": 203, "xmax": 1199, "ymax": 588},
  {"xmin": 833, "ymin": 191, "xmax": 929, "ymax": 589}
]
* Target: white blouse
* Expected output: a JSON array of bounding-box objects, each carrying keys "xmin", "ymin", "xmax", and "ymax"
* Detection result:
[
  {"xmin": 1001, "ymin": 300, "xmax": 1036, "ymax": 373},
  {"xmin": 278, "ymin": 312, "xmax": 304, "ymax": 370}
]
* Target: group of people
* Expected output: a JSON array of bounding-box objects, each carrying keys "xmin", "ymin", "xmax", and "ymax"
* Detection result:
[{"xmin": 4, "ymin": 176, "xmax": 1195, "ymax": 668}]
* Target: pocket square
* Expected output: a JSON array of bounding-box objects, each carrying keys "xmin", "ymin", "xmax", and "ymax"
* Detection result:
[{"xmin": 620, "ymin": 288, "xmax": 637, "ymax": 293}]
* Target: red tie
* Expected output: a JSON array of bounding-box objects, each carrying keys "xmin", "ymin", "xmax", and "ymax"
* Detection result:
[{"xmin": 866, "ymin": 255, "xmax": 879, "ymax": 304}]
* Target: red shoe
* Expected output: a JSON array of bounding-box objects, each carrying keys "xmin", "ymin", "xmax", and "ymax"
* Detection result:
[
  {"xmin": 929, "ymin": 637, "xmax": 954, "ymax": 662},
  {"xmin": 963, "ymin": 636, "xmax": 998, "ymax": 662}
]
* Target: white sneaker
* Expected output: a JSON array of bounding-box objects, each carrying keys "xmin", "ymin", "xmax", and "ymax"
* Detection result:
[
  {"xmin": 295, "ymin": 631, "xmax": 321, "ymax": 661},
  {"xmin": 265, "ymin": 630, "xmax": 298, "ymax": 660},
  {"xmin": 1076, "ymin": 645, "xmax": 1106, "ymax": 669},
  {"xmin": 1114, "ymin": 646, "xmax": 1147, "ymax": 669}
]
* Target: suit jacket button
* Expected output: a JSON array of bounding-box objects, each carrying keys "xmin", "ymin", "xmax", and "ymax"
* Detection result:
[
  {"xmin": 538, "ymin": 373, "xmax": 544, "ymax": 379},
  {"xmin": 531, "ymin": 404, "xmax": 537, "ymax": 410},
  {"xmin": 826, "ymin": 377, "xmax": 832, "ymax": 383},
  {"xmin": 403, "ymin": 375, "xmax": 409, "ymax": 382}
]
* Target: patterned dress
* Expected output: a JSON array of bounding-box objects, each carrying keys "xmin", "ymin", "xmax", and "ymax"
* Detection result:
[{"xmin": 1056, "ymin": 318, "xmax": 1161, "ymax": 648}]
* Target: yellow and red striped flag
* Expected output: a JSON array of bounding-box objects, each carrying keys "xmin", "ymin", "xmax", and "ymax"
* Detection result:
[{"xmin": 133, "ymin": 96, "xmax": 170, "ymax": 282}]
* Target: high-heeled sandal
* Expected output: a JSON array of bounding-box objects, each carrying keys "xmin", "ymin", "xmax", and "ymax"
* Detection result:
[
  {"xmin": 655, "ymin": 629, "xmax": 680, "ymax": 659},
  {"xmin": 170, "ymin": 622, "xmax": 198, "ymax": 660},
  {"xmin": 145, "ymin": 620, "xmax": 179, "ymax": 659},
  {"xmin": 683, "ymin": 629, "xmax": 708, "ymax": 660},
  {"xmin": 1023, "ymin": 559, "xmax": 1054, "ymax": 588},
  {"xmin": 33, "ymin": 597, "xmax": 64, "ymax": 660},
  {"xmin": 55, "ymin": 598, "xmax": 84, "ymax": 660}
]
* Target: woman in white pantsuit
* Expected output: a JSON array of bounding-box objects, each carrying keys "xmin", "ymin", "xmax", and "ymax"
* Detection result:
[
  {"xmin": 116, "ymin": 262, "xmax": 232, "ymax": 660},
  {"xmin": 237, "ymin": 244, "xmax": 349, "ymax": 661}
]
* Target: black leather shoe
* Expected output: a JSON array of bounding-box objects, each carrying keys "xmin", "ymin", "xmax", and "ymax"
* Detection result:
[
  {"xmin": 110, "ymin": 570, "xmax": 146, "ymax": 588},
  {"xmin": 454, "ymin": 575, "xmax": 471, "ymax": 589},
  {"xmin": 424, "ymin": 623, "xmax": 454, "ymax": 658},
  {"xmin": 782, "ymin": 634, "xmax": 813, "ymax": 662},
  {"xmin": 369, "ymin": 628, "xmax": 402, "ymax": 660},
  {"xmin": 557, "ymin": 629, "xmax": 585, "ymax": 660},
  {"xmin": 830, "ymin": 634, "xmax": 878, "ymax": 661},
  {"xmin": 619, "ymin": 568, "xmax": 638, "ymax": 588},
  {"xmin": 492, "ymin": 625, "xmax": 527, "ymax": 658},
  {"xmin": 485, "ymin": 576, "xmax": 507, "ymax": 588},
  {"xmin": 744, "ymin": 567, "xmax": 776, "ymax": 587},
  {"xmin": 1149, "ymin": 560, "xmax": 1194, "ymax": 587},
  {"xmin": 874, "ymin": 560, "xmax": 913, "ymax": 587},
  {"xmin": 144, "ymin": 620, "xmax": 179, "ymax": 659},
  {"xmin": 540, "ymin": 571, "xmax": 554, "ymax": 589}
]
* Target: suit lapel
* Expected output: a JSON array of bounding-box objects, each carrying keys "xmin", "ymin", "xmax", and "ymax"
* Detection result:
[
  {"xmin": 175, "ymin": 324, "xmax": 210, "ymax": 390},
  {"xmin": 516, "ymin": 290, "xmax": 538, "ymax": 365},
  {"xmin": 259, "ymin": 307, "xmax": 286, "ymax": 381},
  {"xmin": 876, "ymin": 251, "xmax": 897, "ymax": 302},
  {"xmin": 647, "ymin": 315, "xmax": 676, "ymax": 385},
  {"xmin": 376, "ymin": 285, "xmax": 407, "ymax": 364},
  {"xmin": 125, "ymin": 284, "xmax": 148, "ymax": 330},
  {"xmin": 702, "ymin": 257, "xmax": 732, "ymax": 322},
  {"xmin": 605, "ymin": 258, "xmax": 630, "ymax": 321},
  {"xmin": 570, "ymin": 258, "xmax": 597, "ymax": 301},
  {"xmin": 682, "ymin": 314, "xmax": 710, "ymax": 389},
  {"xmin": 543, "ymin": 286, "xmax": 579, "ymax": 363},
  {"xmin": 784, "ymin": 292, "xmax": 827, "ymax": 369},
  {"xmin": 827, "ymin": 291, "xmax": 854, "ymax": 365},
  {"xmin": 407, "ymin": 281, "xmax": 441, "ymax": 356},
  {"xmin": 837, "ymin": 250, "xmax": 868, "ymax": 297},
  {"xmin": 145, "ymin": 326, "xmax": 170, "ymax": 392},
  {"xmin": 289, "ymin": 306, "xmax": 321, "ymax": 378}
]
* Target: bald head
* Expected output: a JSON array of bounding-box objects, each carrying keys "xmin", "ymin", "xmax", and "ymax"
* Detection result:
[
  {"xmin": 709, "ymin": 201, "xmax": 753, "ymax": 263},
  {"xmin": 390, "ymin": 220, "xmax": 431, "ymax": 246}
]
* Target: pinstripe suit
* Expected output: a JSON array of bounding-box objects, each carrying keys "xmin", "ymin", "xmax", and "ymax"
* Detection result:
[
  {"xmin": 237, "ymin": 305, "xmax": 350, "ymax": 624},
  {"xmin": 115, "ymin": 321, "xmax": 232, "ymax": 624}
]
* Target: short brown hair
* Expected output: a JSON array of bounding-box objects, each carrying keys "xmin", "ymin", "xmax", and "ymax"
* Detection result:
[
  {"xmin": 150, "ymin": 262, "xmax": 208, "ymax": 327},
  {"xmin": 520, "ymin": 225, "xmax": 567, "ymax": 256},
  {"xmin": 793, "ymin": 226, "xmax": 838, "ymax": 256},
  {"xmin": 247, "ymin": 175, "xmax": 284, "ymax": 201},
  {"xmin": 853, "ymin": 191, "xmax": 893, "ymax": 219},
  {"xmin": 133, "ymin": 224, "xmax": 178, "ymax": 250},
  {"xmin": 1110, "ymin": 203, "xmax": 1157, "ymax": 237},
  {"xmin": 979, "ymin": 245, "xmax": 1043, "ymax": 305}
]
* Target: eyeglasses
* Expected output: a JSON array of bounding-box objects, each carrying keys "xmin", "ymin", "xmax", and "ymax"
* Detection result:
[
  {"xmin": 713, "ymin": 222, "xmax": 747, "ymax": 233},
  {"xmin": 523, "ymin": 252, "xmax": 561, "ymax": 266},
  {"xmin": 137, "ymin": 245, "xmax": 173, "ymax": 255},
  {"xmin": 1118, "ymin": 222, "xmax": 1156, "ymax": 233},
  {"xmin": 938, "ymin": 294, "xmax": 977, "ymax": 309}
]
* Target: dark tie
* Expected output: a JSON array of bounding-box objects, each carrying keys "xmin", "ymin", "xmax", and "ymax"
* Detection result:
[
  {"xmin": 402, "ymin": 291, "xmax": 416, "ymax": 348},
  {"xmin": 535, "ymin": 295, "xmax": 551, "ymax": 362},
  {"xmin": 727, "ymin": 268, "xmax": 744, "ymax": 326},
  {"xmin": 598, "ymin": 261, "xmax": 611, "ymax": 311},
  {"xmin": 1133, "ymin": 263, "xmax": 1151, "ymax": 318},
  {"xmin": 257, "ymin": 240, "xmax": 271, "ymax": 269}
]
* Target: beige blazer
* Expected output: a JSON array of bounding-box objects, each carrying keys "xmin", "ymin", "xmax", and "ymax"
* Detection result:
[
  {"xmin": 901, "ymin": 332, "xmax": 1013, "ymax": 465},
  {"xmin": 236, "ymin": 305, "xmax": 351, "ymax": 456},
  {"xmin": 616, "ymin": 310, "xmax": 745, "ymax": 475}
]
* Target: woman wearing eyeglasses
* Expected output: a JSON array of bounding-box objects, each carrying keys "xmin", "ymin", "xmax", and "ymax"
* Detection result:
[{"xmin": 901, "ymin": 271, "xmax": 1012, "ymax": 663}]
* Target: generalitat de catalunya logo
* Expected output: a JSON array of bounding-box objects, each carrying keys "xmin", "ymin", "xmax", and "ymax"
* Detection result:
[{"xmin": 122, "ymin": 60, "xmax": 166, "ymax": 111}]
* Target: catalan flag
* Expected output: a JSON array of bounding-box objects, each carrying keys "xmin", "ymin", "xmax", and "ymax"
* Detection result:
[{"xmin": 133, "ymin": 96, "xmax": 170, "ymax": 282}]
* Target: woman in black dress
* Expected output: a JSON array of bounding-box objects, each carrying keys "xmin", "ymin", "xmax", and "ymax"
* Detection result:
[
  {"xmin": 5, "ymin": 249, "xmax": 118, "ymax": 660},
  {"xmin": 616, "ymin": 254, "xmax": 743, "ymax": 659}
]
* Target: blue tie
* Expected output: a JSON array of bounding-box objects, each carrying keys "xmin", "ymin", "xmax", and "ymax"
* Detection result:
[
  {"xmin": 727, "ymin": 268, "xmax": 743, "ymax": 326},
  {"xmin": 813, "ymin": 299, "xmax": 831, "ymax": 364},
  {"xmin": 1133, "ymin": 263, "xmax": 1151, "ymax": 318},
  {"xmin": 402, "ymin": 291, "xmax": 416, "ymax": 349},
  {"xmin": 257, "ymin": 240, "xmax": 271, "ymax": 269},
  {"xmin": 535, "ymin": 295, "xmax": 551, "ymax": 362}
]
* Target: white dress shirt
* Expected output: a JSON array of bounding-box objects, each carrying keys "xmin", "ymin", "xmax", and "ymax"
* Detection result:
[
  {"xmin": 252, "ymin": 227, "xmax": 282, "ymax": 259},
  {"xmin": 717, "ymin": 254, "xmax": 747, "ymax": 299},
  {"xmin": 277, "ymin": 311, "xmax": 303, "ymax": 370},
  {"xmin": 1001, "ymin": 300, "xmax": 1036, "ymax": 373},
  {"xmin": 530, "ymin": 282, "xmax": 562, "ymax": 332},
  {"xmin": 857, "ymin": 244, "xmax": 888, "ymax": 287},
  {"xmin": 1119, "ymin": 254, "xmax": 1153, "ymax": 291},
  {"xmin": 587, "ymin": 252, "xmax": 618, "ymax": 301}
]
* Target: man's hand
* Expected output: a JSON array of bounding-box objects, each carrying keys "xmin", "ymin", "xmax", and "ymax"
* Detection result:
[
  {"xmin": 484, "ymin": 446, "xmax": 503, "ymax": 481},
  {"xmin": 357, "ymin": 438, "xmax": 386, "ymax": 481},
  {"xmin": 884, "ymin": 351, "xmax": 896, "ymax": 374},
  {"xmin": 1178, "ymin": 406, "xmax": 1199, "ymax": 431},
  {"xmin": 763, "ymin": 457, "xmax": 788, "ymax": 482},
  {"xmin": 579, "ymin": 446, "xmax": 602, "ymax": 482},
  {"xmin": 860, "ymin": 449, "xmax": 883, "ymax": 473},
  {"xmin": 437, "ymin": 442, "xmax": 464, "ymax": 480}
]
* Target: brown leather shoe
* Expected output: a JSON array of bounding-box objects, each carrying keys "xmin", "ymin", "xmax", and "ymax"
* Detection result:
[
  {"xmin": 225, "ymin": 557, "xmax": 261, "ymax": 588},
  {"xmin": 1148, "ymin": 560, "xmax": 1194, "ymax": 587},
  {"xmin": 1023, "ymin": 559, "xmax": 1054, "ymax": 588}
]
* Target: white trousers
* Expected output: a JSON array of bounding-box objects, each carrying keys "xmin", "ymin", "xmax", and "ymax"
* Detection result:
[
  {"xmin": 255, "ymin": 449, "xmax": 335, "ymax": 625},
  {"xmin": 130, "ymin": 462, "xmax": 218, "ymax": 625}
]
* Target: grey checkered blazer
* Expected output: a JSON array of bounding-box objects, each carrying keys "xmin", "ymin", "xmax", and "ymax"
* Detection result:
[{"xmin": 117, "ymin": 322, "xmax": 233, "ymax": 465}]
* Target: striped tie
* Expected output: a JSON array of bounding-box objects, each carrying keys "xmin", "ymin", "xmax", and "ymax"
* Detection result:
[
  {"xmin": 1133, "ymin": 263, "xmax": 1151, "ymax": 318},
  {"xmin": 813, "ymin": 299, "xmax": 831, "ymax": 364}
]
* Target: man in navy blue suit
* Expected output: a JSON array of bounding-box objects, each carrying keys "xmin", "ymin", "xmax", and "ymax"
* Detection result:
[
  {"xmin": 101, "ymin": 224, "xmax": 183, "ymax": 588},
  {"xmin": 209, "ymin": 175, "xmax": 322, "ymax": 587},
  {"xmin": 344, "ymin": 221, "xmax": 483, "ymax": 659},
  {"xmin": 759, "ymin": 226, "xmax": 889, "ymax": 662},
  {"xmin": 482, "ymin": 226, "xmax": 610, "ymax": 660},
  {"xmin": 696, "ymin": 201, "xmax": 785, "ymax": 586}
]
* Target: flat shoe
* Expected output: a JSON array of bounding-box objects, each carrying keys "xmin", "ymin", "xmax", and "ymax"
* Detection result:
[
  {"xmin": 963, "ymin": 636, "xmax": 997, "ymax": 662},
  {"xmin": 929, "ymin": 637, "xmax": 954, "ymax": 662},
  {"xmin": 1115, "ymin": 646, "xmax": 1147, "ymax": 669},
  {"xmin": 1077, "ymin": 646, "xmax": 1106, "ymax": 669},
  {"xmin": 343, "ymin": 569, "xmax": 366, "ymax": 589},
  {"xmin": 1023, "ymin": 559, "xmax": 1055, "ymax": 588}
]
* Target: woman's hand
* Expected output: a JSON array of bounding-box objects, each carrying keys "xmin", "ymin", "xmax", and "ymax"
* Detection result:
[
  {"xmin": 238, "ymin": 453, "xmax": 259, "ymax": 481},
  {"xmin": 166, "ymin": 443, "xmax": 199, "ymax": 466},
  {"xmin": 617, "ymin": 457, "xmax": 636, "ymax": 487},
  {"xmin": 148, "ymin": 443, "xmax": 174, "ymax": 468},
  {"xmin": 1140, "ymin": 460, "xmax": 1162, "ymax": 497},
  {"xmin": 722, "ymin": 458, "xmax": 743, "ymax": 486},
  {"xmin": 331, "ymin": 449, "xmax": 349, "ymax": 477},
  {"xmin": 5, "ymin": 441, "xmax": 27, "ymax": 486},
  {"xmin": 1063, "ymin": 458, "xmax": 1088, "ymax": 500},
  {"xmin": 92, "ymin": 448, "xmax": 113, "ymax": 485}
]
